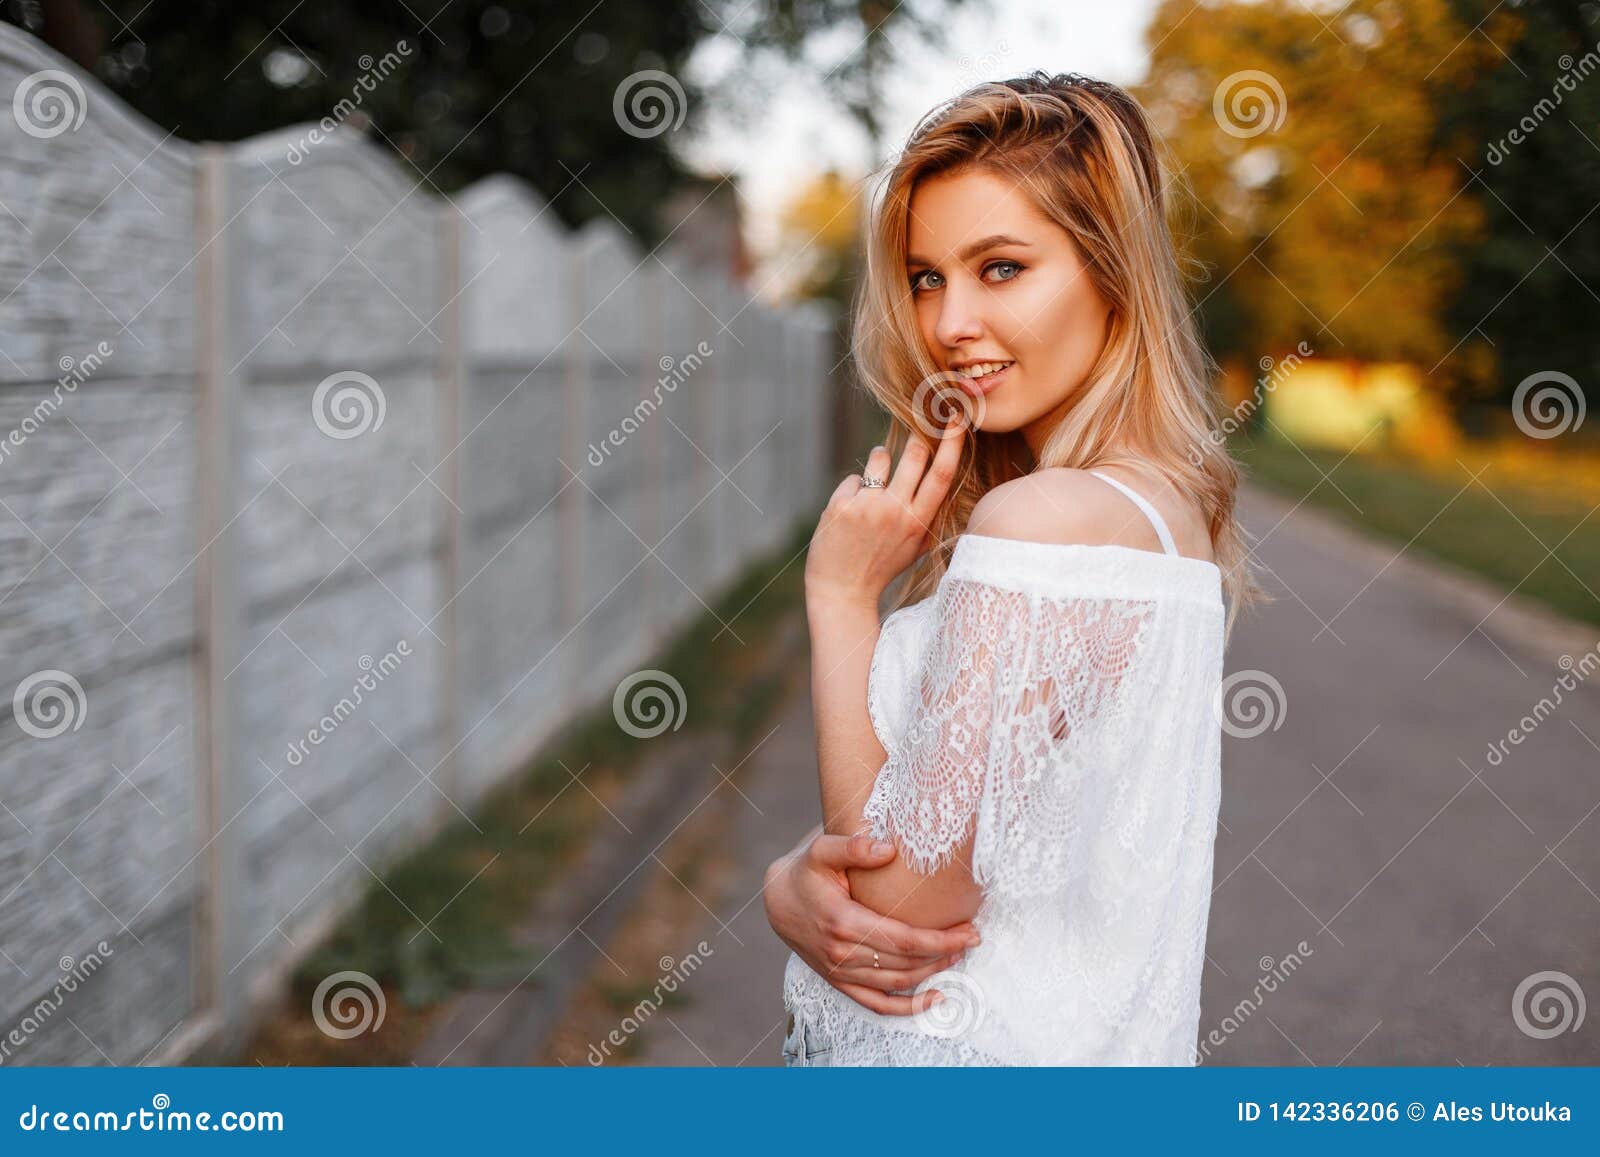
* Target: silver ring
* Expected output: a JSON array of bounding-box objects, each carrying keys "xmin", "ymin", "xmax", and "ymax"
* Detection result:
[{"xmin": 860, "ymin": 473, "xmax": 885, "ymax": 489}]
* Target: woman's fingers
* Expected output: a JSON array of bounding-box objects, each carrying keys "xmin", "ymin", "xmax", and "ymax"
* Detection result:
[
  {"xmin": 862, "ymin": 444, "xmax": 893, "ymax": 486},
  {"xmin": 886, "ymin": 436, "xmax": 930, "ymax": 503},
  {"xmin": 833, "ymin": 943, "xmax": 943, "ymax": 973},
  {"xmin": 825, "ymin": 952, "xmax": 961, "ymax": 992},
  {"xmin": 806, "ymin": 832, "xmax": 896, "ymax": 870},
  {"xmin": 809, "ymin": 832, "xmax": 896, "ymax": 872},
  {"xmin": 834, "ymin": 905, "xmax": 979, "ymax": 961},
  {"xmin": 912, "ymin": 418, "xmax": 965, "ymax": 519},
  {"xmin": 833, "ymin": 980, "xmax": 946, "ymax": 1017}
]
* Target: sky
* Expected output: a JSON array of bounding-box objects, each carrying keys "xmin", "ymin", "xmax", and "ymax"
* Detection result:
[{"xmin": 678, "ymin": 0, "xmax": 1165, "ymax": 290}]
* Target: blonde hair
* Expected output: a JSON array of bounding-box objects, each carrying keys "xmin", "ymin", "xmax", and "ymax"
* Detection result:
[{"xmin": 854, "ymin": 71, "xmax": 1267, "ymax": 642}]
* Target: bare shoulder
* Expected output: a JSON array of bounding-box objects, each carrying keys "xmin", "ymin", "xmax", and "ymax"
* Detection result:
[
  {"xmin": 967, "ymin": 468, "xmax": 1152, "ymax": 550},
  {"xmin": 969, "ymin": 466, "xmax": 1212, "ymax": 560}
]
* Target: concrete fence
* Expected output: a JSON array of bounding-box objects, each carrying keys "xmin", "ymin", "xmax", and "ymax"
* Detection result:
[{"xmin": 0, "ymin": 26, "xmax": 832, "ymax": 1065}]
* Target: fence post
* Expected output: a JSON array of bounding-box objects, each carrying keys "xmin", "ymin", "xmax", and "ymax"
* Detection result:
[
  {"xmin": 559, "ymin": 242, "xmax": 587, "ymax": 716},
  {"xmin": 192, "ymin": 144, "xmax": 250, "ymax": 1054},
  {"xmin": 435, "ymin": 203, "xmax": 464, "ymax": 804}
]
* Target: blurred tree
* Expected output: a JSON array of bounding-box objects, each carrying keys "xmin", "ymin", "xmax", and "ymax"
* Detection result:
[
  {"xmin": 771, "ymin": 167, "xmax": 860, "ymax": 308},
  {"xmin": 4, "ymin": 0, "xmax": 708, "ymax": 242},
  {"xmin": 696, "ymin": 0, "xmax": 981, "ymax": 163},
  {"xmin": 4, "ymin": 0, "xmax": 977, "ymax": 245},
  {"xmin": 1136, "ymin": 0, "xmax": 1494, "ymax": 396},
  {"xmin": 1436, "ymin": 0, "xmax": 1600, "ymax": 409}
]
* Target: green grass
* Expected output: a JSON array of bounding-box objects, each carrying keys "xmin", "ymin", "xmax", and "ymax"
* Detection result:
[{"xmin": 1231, "ymin": 428, "xmax": 1600, "ymax": 630}]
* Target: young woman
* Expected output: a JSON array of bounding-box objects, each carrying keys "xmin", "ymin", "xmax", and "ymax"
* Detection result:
[{"xmin": 765, "ymin": 72, "xmax": 1266, "ymax": 1065}]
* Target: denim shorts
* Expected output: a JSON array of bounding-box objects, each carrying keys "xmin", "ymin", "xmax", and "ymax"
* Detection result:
[{"xmin": 780, "ymin": 1008, "xmax": 833, "ymax": 1067}]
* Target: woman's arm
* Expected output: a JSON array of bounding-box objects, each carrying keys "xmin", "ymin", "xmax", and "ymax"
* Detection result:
[
  {"xmin": 762, "ymin": 826, "xmax": 979, "ymax": 1015},
  {"xmin": 807, "ymin": 589, "xmax": 984, "ymax": 928}
]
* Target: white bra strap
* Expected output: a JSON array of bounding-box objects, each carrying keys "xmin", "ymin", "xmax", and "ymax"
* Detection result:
[{"xmin": 1088, "ymin": 470, "xmax": 1179, "ymax": 557}]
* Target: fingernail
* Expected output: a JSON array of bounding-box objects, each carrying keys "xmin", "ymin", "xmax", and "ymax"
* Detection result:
[
  {"xmin": 871, "ymin": 840, "xmax": 893, "ymax": 854},
  {"xmin": 966, "ymin": 935, "xmax": 981, "ymax": 947},
  {"xmin": 930, "ymin": 992, "xmax": 946, "ymax": 1005}
]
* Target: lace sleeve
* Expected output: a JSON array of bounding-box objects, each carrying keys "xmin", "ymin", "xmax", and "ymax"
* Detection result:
[{"xmin": 861, "ymin": 576, "xmax": 1155, "ymax": 887}]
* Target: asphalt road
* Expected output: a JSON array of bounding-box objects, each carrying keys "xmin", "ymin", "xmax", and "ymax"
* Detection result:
[{"xmin": 613, "ymin": 482, "xmax": 1600, "ymax": 1065}]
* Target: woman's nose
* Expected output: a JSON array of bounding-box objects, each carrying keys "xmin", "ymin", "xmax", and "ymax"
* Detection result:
[{"xmin": 934, "ymin": 286, "xmax": 984, "ymax": 350}]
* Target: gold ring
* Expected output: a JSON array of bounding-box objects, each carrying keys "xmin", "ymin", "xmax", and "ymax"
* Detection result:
[{"xmin": 872, "ymin": 952, "xmax": 880, "ymax": 968}]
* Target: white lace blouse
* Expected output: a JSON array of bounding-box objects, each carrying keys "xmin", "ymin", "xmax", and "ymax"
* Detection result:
[{"xmin": 782, "ymin": 472, "xmax": 1226, "ymax": 1065}]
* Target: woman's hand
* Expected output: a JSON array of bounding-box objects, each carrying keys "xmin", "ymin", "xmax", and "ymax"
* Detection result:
[
  {"xmin": 804, "ymin": 420, "xmax": 965, "ymax": 613},
  {"xmin": 763, "ymin": 830, "xmax": 981, "ymax": 1015}
]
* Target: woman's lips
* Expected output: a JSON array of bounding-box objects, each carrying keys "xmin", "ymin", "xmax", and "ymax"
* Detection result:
[{"xmin": 956, "ymin": 362, "xmax": 1012, "ymax": 395}]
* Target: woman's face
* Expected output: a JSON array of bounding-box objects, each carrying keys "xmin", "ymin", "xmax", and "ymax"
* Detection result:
[{"xmin": 905, "ymin": 167, "xmax": 1112, "ymax": 456}]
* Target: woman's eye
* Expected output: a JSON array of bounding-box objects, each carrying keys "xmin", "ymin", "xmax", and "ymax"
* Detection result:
[{"xmin": 910, "ymin": 262, "xmax": 1019, "ymax": 292}]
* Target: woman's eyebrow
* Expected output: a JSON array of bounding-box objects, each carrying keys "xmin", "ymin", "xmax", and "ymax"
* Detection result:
[{"xmin": 905, "ymin": 233, "xmax": 1033, "ymax": 266}]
